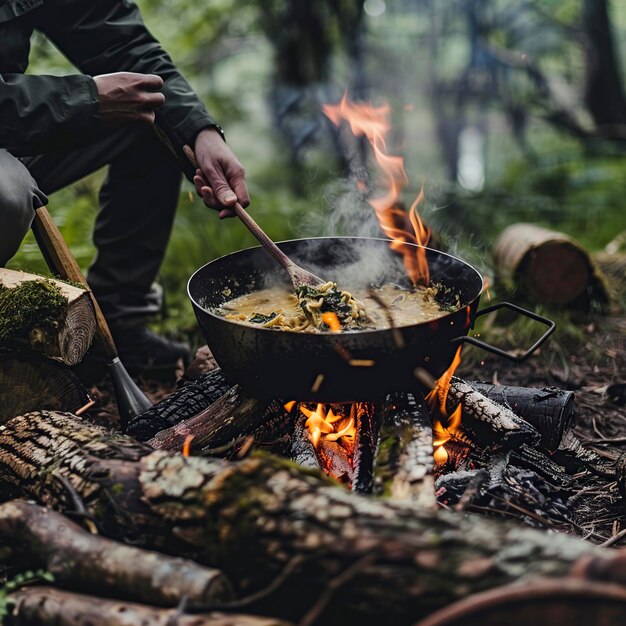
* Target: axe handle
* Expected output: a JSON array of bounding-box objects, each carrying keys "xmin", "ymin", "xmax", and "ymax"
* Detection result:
[{"xmin": 32, "ymin": 206, "xmax": 118, "ymax": 361}]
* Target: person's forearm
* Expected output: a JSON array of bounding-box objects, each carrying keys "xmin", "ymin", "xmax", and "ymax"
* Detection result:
[
  {"xmin": 0, "ymin": 73, "xmax": 99, "ymax": 155},
  {"xmin": 35, "ymin": 0, "xmax": 219, "ymax": 152}
]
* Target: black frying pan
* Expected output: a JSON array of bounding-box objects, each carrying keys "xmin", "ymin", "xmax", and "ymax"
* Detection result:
[{"xmin": 188, "ymin": 237, "xmax": 554, "ymax": 402}]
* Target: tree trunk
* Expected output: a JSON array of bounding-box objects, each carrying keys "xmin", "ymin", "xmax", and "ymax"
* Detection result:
[
  {"xmin": 6, "ymin": 587, "xmax": 290, "ymax": 626},
  {"xmin": 0, "ymin": 269, "xmax": 95, "ymax": 365},
  {"xmin": 0, "ymin": 411, "xmax": 619, "ymax": 624},
  {"xmin": 0, "ymin": 500, "xmax": 232, "ymax": 607},
  {"xmin": 582, "ymin": 0, "xmax": 626, "ymax": 135}
]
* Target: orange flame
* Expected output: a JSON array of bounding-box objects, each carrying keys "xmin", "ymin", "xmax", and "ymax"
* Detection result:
[
  {"xmin": 426, "ymin": 346, "xmax": 463, "ymax": 464},
  {"xmin": 322, "ymin": 92, "xmax": 430, "ymax": 286},
  {"xmin": 297, "ymin": 402, "xmax": 357, "ymax": 450}
]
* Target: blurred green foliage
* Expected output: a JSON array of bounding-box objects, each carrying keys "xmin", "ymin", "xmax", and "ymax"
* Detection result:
[{"xmin": 8, "ymin": 0, "xmax": 626, "ymax": 352}]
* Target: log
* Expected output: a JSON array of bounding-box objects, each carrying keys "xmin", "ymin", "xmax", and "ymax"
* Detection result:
[
  {"xmin": 351, "ymin": 402, "xmax": 380, "ymax": 494},
  {"xmin": 468, "ymin": 382, "xmax": 575, "ymax": 451},
  {"xmin": 147, "ymin": 385, "xmax": 270, "ymax": 455},
  {"xmin": 6, "ymin": 587, "xmax": 291, "ymax": 626},
  {"xmin": 373, "ymin": 394, "xmax": 435, "ymax": 507},
  {"xmin": 493, "ymin": 224, "xmax": 609, "ymax": 307},
  {"xmin": 0, "ymin": 500, "xmax": 232, "ymax": 607},
  {"xmin": 0, "ymin": 410, "xmax": 622, "ymax": 624},
  {"xmin": 439, "ymin": 378, "xmax": 541, "ymax": 449},
  {"xmin": 125, "ymin": 369, "xmax": 232, "ymax": 441},
  {"xmin": 0, "ymin": 269, "xmax": 95, "ymax": 365},
  {"xmin": 0, "ymin": 350, "xmax": 90, "ymax": 422}
]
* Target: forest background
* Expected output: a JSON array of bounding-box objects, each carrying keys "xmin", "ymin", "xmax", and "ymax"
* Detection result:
[{"xmin": 9, "ymin": 0, "xmax": 626, "ymax": 359}]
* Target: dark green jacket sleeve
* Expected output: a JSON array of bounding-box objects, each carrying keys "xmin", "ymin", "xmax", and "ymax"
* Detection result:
[
  {"xmin": 33, "ymin": 0, "xmax": 219, "ymax": 165},
  {"xmin": 0, "ymin": 72, "xmax": 100, "ymax": 154}
]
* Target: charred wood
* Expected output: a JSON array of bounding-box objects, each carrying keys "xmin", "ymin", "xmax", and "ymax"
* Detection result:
[
  {"xmin": 147, "ymin": 385, "xmax": 270, "ymax": 455},
  {"xmin": 373, "ymin": 393, "xmax": 435, "ymax": 507},
  {"xmin": 0, "ymin": 500, "xmax": 232, "ymax": 607},
  {"xmin": 445, "ymin": 378, "xmax": 541, "ymax": 449},
  {"xmin": 5, "ymin": 587, "xmax": 290, "ymax": 626},
  {"xmin": 468, "ymin": 382, "xmax": 575, "ymax": 451},
  {"xmin": 0, "ymin": 411, "xmax": 619, "ymax": 624},
  {"xmin": 125, "ymin": 369, "xmax": 232, "ymax": 441},
  {"xmin": 351, "ymin": 402, "xmax": 380, "ymax": 494},
  {"xmin": 290, "ymin": 413, "xmax": 319, "ymax": 470}
]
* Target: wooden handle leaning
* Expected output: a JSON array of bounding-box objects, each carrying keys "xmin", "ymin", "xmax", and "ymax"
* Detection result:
[
  {"xmin": 32, "ymin": 206, "xmax": 118, "ymax": 361},
  {"xmin": 182, "ymin": 145, "xmax": 292, "ymax": 273}
]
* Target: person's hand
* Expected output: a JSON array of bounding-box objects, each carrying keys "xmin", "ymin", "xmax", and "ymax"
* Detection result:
[
  {"xmin": 93, "ymin": 72, "xmax": 165, "ymax": 125},
  {"xmin": 192, "ymin": 128, "xmax": 249, "ymax": 219}
]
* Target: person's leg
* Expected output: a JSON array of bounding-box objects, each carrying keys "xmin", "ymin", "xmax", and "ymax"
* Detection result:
[
  {"xmin": 24, "ymin": 126, "xmax": 183, "ymax": 323},
  {"xmin": 22, "ymin": 126, "xmax": 188, "ymax": 373},
  {"xmin": 0, "ymin": 150, "xmax": 48, "ymax": 266}
]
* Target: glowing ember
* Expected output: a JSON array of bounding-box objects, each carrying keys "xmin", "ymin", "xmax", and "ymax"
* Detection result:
[
  {"xmin": 182, "ymin": 434, "xmax": 195, "ymax": 458},
  {"xmin": 426, "ymin": 346, "xmax": 463, "ymax": 464},
  {"xmin": 322, "ymin": 92, "xmax": 431, "ymax": 286}
]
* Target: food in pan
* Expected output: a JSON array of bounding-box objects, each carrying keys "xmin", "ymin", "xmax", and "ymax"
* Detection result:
[{"xmin": 215, "ymin": 281, "xmax": 454, "ymax": 332}]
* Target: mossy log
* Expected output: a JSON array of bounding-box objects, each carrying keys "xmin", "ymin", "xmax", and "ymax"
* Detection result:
[
  {"xmin": 6, "ymin": 587, "xmax": 290, "ymax": 626},
  {"xmin": 0, "ymin": 269, "xmax": 95, "ymax": 365},
  {"xmin": 0, "ymin": 500, "xmax": 232, "ymax": 607},
  {"xmin": 0, "ymin": 350, "xmax": 89, "ymax": 423},
  {"xmin": 493, "ymin": 224, "xmax": 609, "ymax": 307},
  {"xmin": 0, "ymin": 411, "xmax": 622, "ymax": 624}
]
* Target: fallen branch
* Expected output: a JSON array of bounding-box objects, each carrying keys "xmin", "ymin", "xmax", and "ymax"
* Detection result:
[
  {"xmin": 6, "ymin": 587, "xmax": 290, "ymax": 626},
  {"xmin": 0, "ymin": 500, "xmax": 232, "ymax": 607}
]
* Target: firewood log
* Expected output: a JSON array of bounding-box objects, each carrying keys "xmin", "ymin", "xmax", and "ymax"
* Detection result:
[
  {"xmin": 125, "ymin": 369, "xmax": 232, "ymax": 441},
  {"xmin": 0, "ymin": 269, "xmax": 95, "ymax": 365},
  {"xmin": 441, "ymin": 378, "xmax": 541, "ymax": 449},
  {"xmin": 467, "ymin": 382, "xmax": 575, "ymax": 450},
  {"xmin": 373, "ymin": 394, "xmax": 435, "ymax": 507},
  {"xmin": 5, "ymin": 587, "xmax": 291, "ymax": 626},
  {"xmin": 493, "ymin": 224, "xmax": 609, "ymax": 307},
  {"xmin": 0, "ymin": 500, "xmax": 232, "ymax": 607},
  {"xmin": 0, "ymin": 410, "xmax": 621, "ymax": 625},
  {"xmin": 0, "ymin": 350, "xmax": 89, "ymax": 423},
  {"xmin": 147, "ymin": 385, "xmax": 270, "ymax": 454}
]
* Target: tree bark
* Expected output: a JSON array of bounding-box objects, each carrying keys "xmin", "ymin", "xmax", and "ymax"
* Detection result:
[
  {"xmin": 6, "ymin": 587, "xmax": 290, "ymax": 626},
  {"xmin": 0, "ymin": 411, "xmax": 620, "ymax": 624},
  {"xmin": 373, "ymin": 394, "xmax": 435, "ymax": 507},
  {"xmin": 0, "ymin": 269, "xmax": 95, "ymax": 365},
  {"xmin": 0, "ymin": 500, "xmax": 232, "ymax": 607}
]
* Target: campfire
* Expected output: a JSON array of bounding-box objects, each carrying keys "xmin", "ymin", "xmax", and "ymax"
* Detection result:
[{"xmin": 0, "ymin": 92, "xmax": 623, "ymax": 626}]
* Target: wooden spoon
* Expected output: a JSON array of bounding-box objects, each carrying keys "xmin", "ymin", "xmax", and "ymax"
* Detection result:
[{"xmin": 183, "ymin": 145, "xmax": 325, "ymax": 291}]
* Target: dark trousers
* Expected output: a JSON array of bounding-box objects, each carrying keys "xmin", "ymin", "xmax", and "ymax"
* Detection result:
[{"xmin": 0, "ymin": 126, "xmax": 182, "ymax": 323}]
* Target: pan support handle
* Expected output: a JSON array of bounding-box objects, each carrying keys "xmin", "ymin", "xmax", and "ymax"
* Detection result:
[{"xmin": 451, "ymin": 302, "xmax": 556, "ymax": 363}]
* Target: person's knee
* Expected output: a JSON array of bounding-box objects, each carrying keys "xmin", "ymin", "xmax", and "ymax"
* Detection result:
[{"xmin": 0, "ymin": 154, "xmax": 46, "ymax": 265}]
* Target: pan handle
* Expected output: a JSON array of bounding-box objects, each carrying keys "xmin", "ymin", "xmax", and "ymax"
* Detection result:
[{"xmin": 451, "ymin": 302, "xmax": 556, "ymax": 362}]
